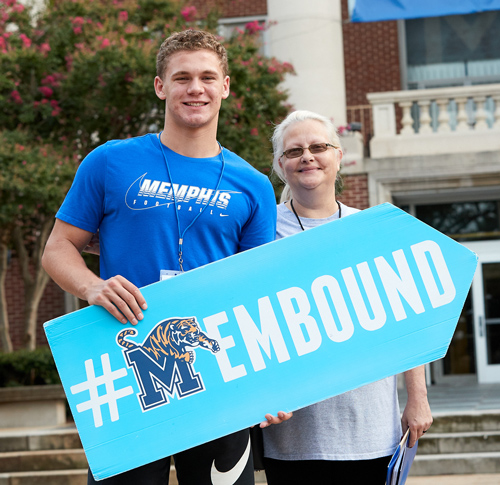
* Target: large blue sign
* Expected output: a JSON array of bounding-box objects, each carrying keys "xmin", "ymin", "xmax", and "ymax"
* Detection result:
[{"xmin": 44, "ymin": 203, "xmax": 477, "ymax": 480}]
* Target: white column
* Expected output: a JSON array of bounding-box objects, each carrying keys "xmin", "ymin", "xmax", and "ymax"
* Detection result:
[
  {"xmin": 267, "ymin": 0, "xmax": 347, "ymax": 126},
  {"xmin": 418, "ymin": 100, "xmax": 433, "ymax": 134},
  {"xmin": 474, "ymin": 96, "xmax": 489, "ymax": 130},
  {"xmin": 493, "ymin": 95, "xmax": 500, "ymax": 130},
  {"xmin": 372, "ymin": 103, "xmax": 396, "ymax": 137},
  {"xmin": 436, "ymin": 98, "xmax": 451, "ymax": 133},
  {"xmin": 455, "ymin": 97, "xmax": 469, "ymax": 132},
  {"xmin": 399, "ymin": 101, "xmax": 414, "ymax": 135}
]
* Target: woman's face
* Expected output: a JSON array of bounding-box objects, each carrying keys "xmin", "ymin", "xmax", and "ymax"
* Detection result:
[{"xmin": 279, "ymin": 119, "xmax": 342, "ymax": 196}]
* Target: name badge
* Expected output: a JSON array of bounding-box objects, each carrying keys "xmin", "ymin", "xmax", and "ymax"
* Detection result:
[{"xmin": 160, "ymin": 270, "xmax": 181, "ymax": 281}]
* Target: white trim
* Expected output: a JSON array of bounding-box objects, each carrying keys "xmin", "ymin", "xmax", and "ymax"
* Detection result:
[
  {"xmin": 397, "ymin": 20, "xmax": 408, "ymax": 90},
  {"xmin": 218, "ymin": 15, "xmax": 267, "ymax": 24}
]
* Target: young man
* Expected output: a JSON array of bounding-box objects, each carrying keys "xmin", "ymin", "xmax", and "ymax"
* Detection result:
[{"xmin": 42, "ymin": 30, "xmax": 289, "ymax": 485}]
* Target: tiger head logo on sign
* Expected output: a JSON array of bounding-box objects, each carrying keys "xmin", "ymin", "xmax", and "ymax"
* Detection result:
[{"xmin": 117, "ymin": 317, "xmax": 220, "ymax": 411}]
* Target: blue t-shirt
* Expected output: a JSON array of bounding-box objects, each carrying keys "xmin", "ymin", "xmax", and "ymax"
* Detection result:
[{"xmin": 56, "ymin": 134, "xmax": 276, "ymax": 287}]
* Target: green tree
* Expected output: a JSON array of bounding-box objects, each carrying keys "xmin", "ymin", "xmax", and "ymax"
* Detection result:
[{"xmin": 0, "ymin": 0, "xmax": 293, "ymax": 351}]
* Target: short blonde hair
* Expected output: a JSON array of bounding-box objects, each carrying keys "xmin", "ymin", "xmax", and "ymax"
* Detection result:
[
  {"xmin": 271, "ymin": 110, "xmax": 343, "ymax": 202},
  {"xmin": 156, "ymin": 30, "xmax": 229, "ymax": 79}
]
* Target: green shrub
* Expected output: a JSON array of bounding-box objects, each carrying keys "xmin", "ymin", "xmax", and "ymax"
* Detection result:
[{"xmin": 0, "ymin": 347, "xmax": 60, "ymax": 387}]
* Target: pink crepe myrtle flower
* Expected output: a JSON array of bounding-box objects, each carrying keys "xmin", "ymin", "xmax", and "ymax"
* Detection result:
[
  {"xmin": 118, "ymin": 10, "xmax": 128, "ymax": 22},
  {"xmin": 72, "ymin": 17, "xmax": 85, "ymax": 26},
  {"xmin": 12, "ymin": 3, "xmax": 24, "ymax": 12},
  {"xmin": 10, "ymin": 90, "xmax": 22, "ymax": 104},
  {"xmin": 250, "ymin": 127, "xmax": 258, "ymax": 136},
  {"xmin": 41, "ymin": 75, "xmax": 54, "ymax": 85},
  {"xmin": 73, "ymin": 26, "xmax": 82, "ymax": 34},
  {"xmin": 39, "ymin": 43, "xmax": 51, "ymax": 54},
  {"xmin": 39, "ymin": 86, "xmax": 53, "ymax": 97},
  {"xmin": 181, "ymin": 6, "xmax": 196, "ymax": 22},
  {"xmin": 337, "ymin": 124, "xmax": 352, "ymax": 135},
  {"xmin": 19, "ymin": 33, "xmax": 31, "ymax": 48},
  {"xmin": 245, "ymin": 21, "xmax": 264, "ymax": 35},
  {"xmin": 100, "ymin": 38, "xmax": 110, "ymax": 48}
]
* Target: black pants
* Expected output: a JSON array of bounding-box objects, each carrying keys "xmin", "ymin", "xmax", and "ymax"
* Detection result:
[
  {"xmin": 87, "ymin": 429, "xmax": 254, "ymax": 485},
  {"xmin": 263, "ymin": 455, "xmax": 392, "ymax": 485}
]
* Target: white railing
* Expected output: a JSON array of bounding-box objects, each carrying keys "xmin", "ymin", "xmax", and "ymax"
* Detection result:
[{"xmin": 367, "ymin": 84, "xmax": 500, "ymax": 159}]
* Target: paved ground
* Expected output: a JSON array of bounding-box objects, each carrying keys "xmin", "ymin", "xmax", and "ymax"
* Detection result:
[
  {"xmin": 407, "ymin": 474, "xmax": 500, "ymax": 484},
  {"xmin": 397, "ymin": 378, "xmax": 500, "ymax": 414}
]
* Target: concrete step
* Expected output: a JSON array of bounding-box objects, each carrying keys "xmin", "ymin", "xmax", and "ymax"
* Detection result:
[
  {"xmin": 0, "ymin": 450, "xmax": 87, "ymax": 473},
  {"xmin": 430, "ymin": 412, "xmax": 500, "ymax": 433},
  {"xmin": 418, "ymin": 430, "xmax": 500, "ymax": 454},
  {"xmin": 0, "ymin": 427, "xmax": 81, "ymax": 453},
  {"xmin": 411, "ymin": 451, "xmax": 500, "ymax": 476},
  {"xmin": 0, "ymin": 467, "xmax": 180, "ymax": 485},
  {"xmin": 0, "ymin": 469, "xmax": 87, "ymax": 485},
  {"xmin": 407, "ymin": 474, "xmax": 500, "ymax": 485}
]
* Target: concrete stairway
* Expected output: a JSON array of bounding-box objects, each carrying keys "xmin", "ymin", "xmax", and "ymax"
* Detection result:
[
  {"xmin": 0, "ymin": 425, "xmax": 87, "ymax": 485},
  {"xmin": 411, "ymin": 411, "xmax": 500, "ymax": 476},
  {"xmin": 1, "ymin": 411, "xmax": 499, "ymax": 483}
]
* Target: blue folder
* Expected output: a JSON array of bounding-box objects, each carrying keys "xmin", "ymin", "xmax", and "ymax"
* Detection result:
[{"xmin": 386, "ymin": 428, "xmax": 418, "ymax": 485}]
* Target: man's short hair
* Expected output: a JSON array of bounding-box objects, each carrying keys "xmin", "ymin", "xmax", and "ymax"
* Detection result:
[{"xmin": 156, "ymin": 30, "xmax": 229, "ymax": 79}]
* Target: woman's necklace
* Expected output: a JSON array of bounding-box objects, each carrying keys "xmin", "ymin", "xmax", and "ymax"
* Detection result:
[{"xmin": 289, "ymin": 199, "xmax": 342, "ymax": 231}]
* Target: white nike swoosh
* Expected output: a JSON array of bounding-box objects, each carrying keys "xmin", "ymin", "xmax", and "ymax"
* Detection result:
[{"xmin": 210, "ymin": 436, "xmax": 251, "ymax": 485}]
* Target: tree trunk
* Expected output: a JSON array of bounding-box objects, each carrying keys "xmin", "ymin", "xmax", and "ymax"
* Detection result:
[
  {"xmin": 23, "ymin": 271, "xmax": 50, "ymax": 350},
  {"xmin": 12, "ymin": 217, "xmax": 54, "ymax": 350},
  {"xmin": 0, "ymin": 237, "xmax": 13, "ymax": 352}
]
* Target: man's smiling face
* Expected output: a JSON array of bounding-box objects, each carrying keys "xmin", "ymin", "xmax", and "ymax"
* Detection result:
[{"xmin": 154, "ymin": 49, "xmax": 230, "ymax": 131}]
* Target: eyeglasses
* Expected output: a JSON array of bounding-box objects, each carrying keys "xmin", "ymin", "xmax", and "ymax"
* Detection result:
[{"xmin": 281, "ymin": 143, "xmax": 336, "ymax": 159}]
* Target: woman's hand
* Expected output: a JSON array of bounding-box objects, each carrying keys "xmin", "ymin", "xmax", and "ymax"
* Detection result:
[{"xmin": 259, "ymin": 411, "xmax": 293, "ymax": 428}]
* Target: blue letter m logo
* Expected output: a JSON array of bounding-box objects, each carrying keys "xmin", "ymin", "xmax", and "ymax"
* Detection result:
[{"xmin": 125, "ymin": 348, "xmax": 205, "ymax": 410}]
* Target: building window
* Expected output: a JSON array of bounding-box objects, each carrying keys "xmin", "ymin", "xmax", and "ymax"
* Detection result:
[
  {"xmin": 402, "ymin": 200, "xmax": 500, "ymax": 242},
  {"xmin": 218, "ymin": 16, "xmax": 268, "ymax": 56},
  {"xmin": 404, "ymin": 11, "xmax": 500, "ymax": 89}
]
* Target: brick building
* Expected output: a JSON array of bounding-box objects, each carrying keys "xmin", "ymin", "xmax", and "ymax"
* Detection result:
[{"xmin": 7, "ymin": 0, "xmax": 500, "ymax": 387}]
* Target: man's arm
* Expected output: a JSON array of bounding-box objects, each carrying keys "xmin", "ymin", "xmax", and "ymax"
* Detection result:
[
  {"xmin": 42, "ymin": 219, "xmax": 147, "ymax": 325},
  {"xmin": 401, "ymin": 365, "xmax": 433, "ymax": 447}
]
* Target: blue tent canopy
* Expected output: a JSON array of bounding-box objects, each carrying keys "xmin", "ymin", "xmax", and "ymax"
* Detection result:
[{"xmin": 351, "ymin": 0, "xmax": 500, "ymax": 22}]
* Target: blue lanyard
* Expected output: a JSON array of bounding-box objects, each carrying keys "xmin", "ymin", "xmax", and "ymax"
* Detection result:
[{"xmin": 157, "ymin": 132, "xmax": 225, "ymax": 271}]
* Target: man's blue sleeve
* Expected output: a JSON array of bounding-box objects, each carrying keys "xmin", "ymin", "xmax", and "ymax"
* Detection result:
[
  {"xmin": 239, "ymin": 176, "xmax": 277, "ymax": 251},
  {"xmin": 56, "ymin": 145, "xmax": 107, "ymax": 233}
]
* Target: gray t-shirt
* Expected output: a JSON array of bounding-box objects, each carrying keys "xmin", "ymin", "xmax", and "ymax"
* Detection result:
[{"xmin": 263, "ymin": 202, "xmax": 402, "ymax": 461}]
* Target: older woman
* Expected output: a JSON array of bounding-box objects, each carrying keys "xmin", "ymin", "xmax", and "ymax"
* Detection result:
[{"xmin": 261, "ymin": 110, "xmax": 432, "ymax": 485}]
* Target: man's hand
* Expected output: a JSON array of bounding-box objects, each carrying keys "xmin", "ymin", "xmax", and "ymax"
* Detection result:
[
  {"xmin": 42, "ymin": 219, "xmax": 147, "ymax": 325},
  {"xmin": 85, "ymin": 275, "xmax": 147, "ymax": 325}
]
